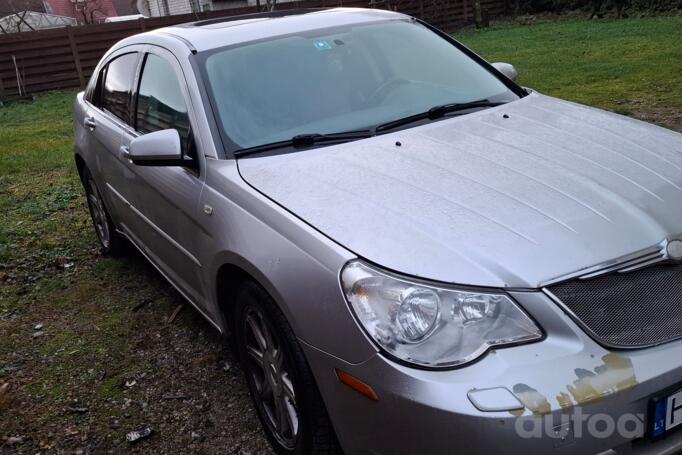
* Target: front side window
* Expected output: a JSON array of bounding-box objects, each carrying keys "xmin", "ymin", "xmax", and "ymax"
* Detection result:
[
  {"xmin": 203, "ymin": 19, "xmax": 520, "ymax": 151},
  {"xmin": 136, "ymin": 53, "xmax": 194, "ymax": 158},
  {"xmin": 101, "ymin": 53, "xmax": 138, "ymax": 123}
]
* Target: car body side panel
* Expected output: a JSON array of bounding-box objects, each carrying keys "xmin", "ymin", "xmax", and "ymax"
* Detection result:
[
  {"xmin": 120, "ymin": 156, "xmax": 209, "ymax": 303},
  {"xmin": 77, "ymin": 99, "xmax": 123, "ymax": 214},
  {"xmin": 195, "ymin": 158, "xmax": 377, "ymax": 364},
  {"xmin": 75, "ymin": 35, "xmax": 224, "ymax": 314}
]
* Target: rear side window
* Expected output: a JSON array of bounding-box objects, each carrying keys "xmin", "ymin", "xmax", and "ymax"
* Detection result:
[
  {"xmin": 101, "ymin": 53, "xmax": 139, "ymax": 123},
  {"xmin": 135, "ymin": 53, "xmax": 194, "ymax": 158}
]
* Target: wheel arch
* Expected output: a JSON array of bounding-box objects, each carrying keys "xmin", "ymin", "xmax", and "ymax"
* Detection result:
[
  {"xmin": 214, "ymin": 256, "xmax": 291, "ymax": 336},
  {"xmin": 74, "ymin": 152, "xmax": 87, "ymax": 182}
]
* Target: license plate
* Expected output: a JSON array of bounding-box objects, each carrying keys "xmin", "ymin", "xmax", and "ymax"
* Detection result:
[{"xmin": 652, "ymin": 388, "xmax": 682, "ymax": 439}]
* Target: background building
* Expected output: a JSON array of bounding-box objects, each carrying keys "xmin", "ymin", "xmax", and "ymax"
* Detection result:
[
  {"xmin": 134, "ymin": 0, "xmax": 206, "ymax": 17},
  {"xmin": 0, "ymin": 0, "xmax": 296, "ymax": 32}
]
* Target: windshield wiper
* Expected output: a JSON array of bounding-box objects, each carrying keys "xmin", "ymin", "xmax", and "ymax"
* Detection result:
[
  {"xmin": 233, "ymin": 101, "xmax": 504, "ymax": 157},
  {"xmin": 234, "ymin": 129, "xmax": 374, "ymax": 157},
  {"xmin": 375, "ymin": 100, "xmax": 505, "ymax": 133}
]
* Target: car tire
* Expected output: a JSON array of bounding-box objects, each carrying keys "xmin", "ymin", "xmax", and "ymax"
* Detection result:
[
  {"xmin": 234, "ymin": 280, "xmax": 342, "ymax": 455},
  {"xmin": 81, "ymin": 167, "xmax": 125, "ymax": 257}
]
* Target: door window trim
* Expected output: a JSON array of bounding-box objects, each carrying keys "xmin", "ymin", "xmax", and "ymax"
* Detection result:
[
  {"xmin": 99, "ymin": 52, "xmax": 142, "ymax": 126},
  {"xmin": 85, "ymin": 43, "xmax": 209, "ymax": 174},
  {"xmin": 131, "ymin": 45, "xmax": 205, "ymax": 176},
  {"xmin": 84, "ymin": 45, "xmax": 145, "ymax": 134}
]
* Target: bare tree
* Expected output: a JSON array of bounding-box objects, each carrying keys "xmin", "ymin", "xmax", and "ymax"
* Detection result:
[
  {"xmin": 2, "ymin": 0, "xmax": 39, "ymax": 33},
  {"xmin": 72, "ymin": 0, "xmax": 107, "ymax": 24},
  {"xmin": 256, "ymin": 0, "xmax": 276, "ymax": 12}
]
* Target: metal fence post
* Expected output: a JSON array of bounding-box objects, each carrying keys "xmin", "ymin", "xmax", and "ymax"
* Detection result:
[
  {"xmin": 66, "ymin": 26, "xmax": 85, "ymax": 88},
  {"xmin": 0, "ymin": 75, "xmax": 5, "ymax": 103}
]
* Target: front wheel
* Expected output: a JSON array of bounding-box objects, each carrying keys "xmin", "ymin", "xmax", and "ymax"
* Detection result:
[{"xmin": 234, "ymin": 281, "xmax": 342, "ymax": 454}]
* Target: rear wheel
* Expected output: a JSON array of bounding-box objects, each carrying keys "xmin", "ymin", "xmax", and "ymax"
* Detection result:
[
  {"xmin": 81, "ymin": 167, "xmax": 124, "ymax": 256},
  {"xmin": 234, "ymin": 281, "xmax": 342, "ymax": 454}
]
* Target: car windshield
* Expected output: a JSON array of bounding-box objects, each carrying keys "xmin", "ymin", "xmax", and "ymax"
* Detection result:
[{"xmin": 203, "ymin": 19, "xmax": 520, "ymax": 150}]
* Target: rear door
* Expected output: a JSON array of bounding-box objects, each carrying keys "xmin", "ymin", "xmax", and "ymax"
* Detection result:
[{"xmin": 84, "ymin": 49, "xmax": 147, "ymax": 236}]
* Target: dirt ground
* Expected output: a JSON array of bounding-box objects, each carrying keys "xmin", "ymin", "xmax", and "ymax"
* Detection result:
[
  {"xmin": 1, "ymin": 242, "xmax": 273, "ymax": 454},
  {"xmin": 1, "ymin": 96, "xmax": 273, "ymax": 454},
  {"xmin": 631, "ymin": 108, "xmax": 682, "ymax": 134}
]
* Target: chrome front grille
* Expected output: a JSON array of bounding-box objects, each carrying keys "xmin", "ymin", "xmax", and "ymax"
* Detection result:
[{"xmin": 546, "ymin": 263, "xmax": 682, "ymax": 348}]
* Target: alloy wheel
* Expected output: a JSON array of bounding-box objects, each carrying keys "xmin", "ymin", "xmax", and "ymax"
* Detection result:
[
  {"xmin": 243, "ymin": 307, "xmax": 300, "ymax": 449},
  {"xmin": 86, "ymin": 176, "xmax": 111, "ymax": 249}
]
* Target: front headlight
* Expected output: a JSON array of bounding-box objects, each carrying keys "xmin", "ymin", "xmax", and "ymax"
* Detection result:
[{"xmin": 341, "ymin": 261, "xmax": 543, "ymax": 368}]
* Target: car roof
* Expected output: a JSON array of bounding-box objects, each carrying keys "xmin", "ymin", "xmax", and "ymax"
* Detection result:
[{"xmin": 150, "ymin": 8, "xmax": 409, "ymax": 52}]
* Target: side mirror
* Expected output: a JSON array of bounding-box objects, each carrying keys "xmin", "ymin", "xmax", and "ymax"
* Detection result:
[
  {"xmin": 491, "ymin": 62, "xmax": 519, "ymax": 82},
  {"xmin": 125, "ymin": 129, "xmax": 184, "ymax": 166}
]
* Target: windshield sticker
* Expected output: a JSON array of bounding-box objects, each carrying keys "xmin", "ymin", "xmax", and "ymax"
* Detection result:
[{"xmin": 313, "ymin": 40, "xmax": 332, "ymax": 51}]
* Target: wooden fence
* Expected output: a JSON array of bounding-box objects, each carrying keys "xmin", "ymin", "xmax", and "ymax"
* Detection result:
[{"xmin": 0, "ymin": 0, "xmax": 505, "ymax": 100}]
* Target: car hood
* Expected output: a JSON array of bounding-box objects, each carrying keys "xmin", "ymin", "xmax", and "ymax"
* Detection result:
[{"xmin": 237, "ymin": 92, "xmax": 682, "ymax": 288}]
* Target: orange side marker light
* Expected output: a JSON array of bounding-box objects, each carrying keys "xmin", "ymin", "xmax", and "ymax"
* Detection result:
[{"xmin": 335, "ymin": 369, "xmax": 379, "ymax": 401}]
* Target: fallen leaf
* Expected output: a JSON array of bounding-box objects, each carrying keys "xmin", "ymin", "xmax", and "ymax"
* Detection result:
[
  {"xmin": 65, "ymin": 405, "xmax": 89, "ymax": 414},
  {"xmin": 166, "ymin": 304, "xmax": 184, "ymax": 323},
  {"xmin": 4, "ymin": 436, "xmax": 23, "ymax": 446},
  {"xmin": 125, "ymin": 426, "xmax": 153, "ymax": 443}
]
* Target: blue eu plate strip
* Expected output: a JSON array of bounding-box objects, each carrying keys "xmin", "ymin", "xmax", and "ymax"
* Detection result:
[{"xmin": 653, "ymin": 400, "xmax": 667, "ymax": 438}]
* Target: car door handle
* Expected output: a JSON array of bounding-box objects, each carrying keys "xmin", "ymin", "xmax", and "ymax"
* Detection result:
[
  {"xmin": 84, "ymin": 117, "xmax": 96, "ymax": 130},
  {"xmin": 119, "ymin": 145, "xmax": 131, "ymax": 160}
]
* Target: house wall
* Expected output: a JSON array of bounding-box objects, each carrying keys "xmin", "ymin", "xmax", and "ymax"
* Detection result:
[
  {"xmin": 138, "ymin": 0, "xmax": 200, "ymax": 16},
  {"xmin": 210, "ymin": 0, "xmax": 248, "ymax": 10},
  {"xmin": 211, "ymin": 0, "xmax": 296, "ymax": 8},
  {"xmin": 43, "ymin": 0, "xmax": 119, "ymax": 21},
  {"xmin": 110, "ymin": 0, "xmax": 135, "ymax": 14}
]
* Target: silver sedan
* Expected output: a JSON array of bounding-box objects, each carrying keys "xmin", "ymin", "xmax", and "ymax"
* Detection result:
[{"xmin": 73, "ymin": 8, "xmax": 682, "ymax": 454}]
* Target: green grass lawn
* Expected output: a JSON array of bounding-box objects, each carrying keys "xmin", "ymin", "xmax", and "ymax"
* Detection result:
[
  {"xmin": 0, "ymin": 16, "xmax": 681, "ymax": 453},
  {"xmin": 456, "ymin": 16, "xmax": 682, "ymax": 120},
  {"xmin": 0, "ymin": 91, "xmax": 79, "ymax": 280},
  {"xmin": 0, "ymin": 91, "xmax": 270, "ymax": 452}
]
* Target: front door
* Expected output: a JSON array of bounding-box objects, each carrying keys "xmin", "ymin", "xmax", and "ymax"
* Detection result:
[{"xmin": 119, "ymin": 47, "xmax": 207, "ymax": 307}]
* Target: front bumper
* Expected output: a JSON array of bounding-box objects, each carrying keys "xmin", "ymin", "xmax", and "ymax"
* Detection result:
[{"xmin": 302, "ymin": 291, "xmax": 682, "ymax": 454}]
